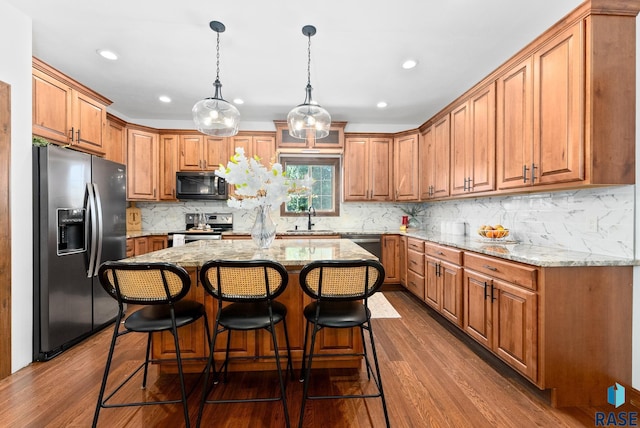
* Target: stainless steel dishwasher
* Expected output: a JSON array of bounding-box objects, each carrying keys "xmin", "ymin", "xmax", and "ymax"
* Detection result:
[{"xmin": 340, "ymin": 233, "xmax": 382, "ymax": 259}]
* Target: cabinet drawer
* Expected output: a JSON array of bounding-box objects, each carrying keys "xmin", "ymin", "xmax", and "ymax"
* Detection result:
[
  {"xmin": 407, "ymin": 249, "xmax": 424, "ymax": 274},
  {"xmin": 406, "ymin": 270, "xmax": 425, "ymax": 300},
  {"xmin": 407, "ymin": 237, "xmax": 424, "ymax": 252},
  {"xmin": 424, "ymin": 242, "xmax": 463, "ymax": 265},
  {"xmin": 464, "ymin": 252, "xmax": 537, "ymax": 290}
]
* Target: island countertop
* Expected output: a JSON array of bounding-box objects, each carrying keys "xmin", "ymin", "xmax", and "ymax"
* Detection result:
[{"xmin": 122, "ymin": 238, "xmax": 377, "ymax": 267}]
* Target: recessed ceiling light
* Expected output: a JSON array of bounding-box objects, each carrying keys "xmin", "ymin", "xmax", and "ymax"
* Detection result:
[
  {"xmin": 402, "ymin": 59, "xmax": 417, "ymax": 69},
  {"xmin": 233, "ymin": 98, "xmax": 244, "ymax": 105},
  {"xmin": 377, "ymin": 101, "xmax": 388, "ymax": 108},
  {"xmin": 97, "ymin": 49, "xmax": 118, "ymax": 61},
  {"xmin": 158, "ymin": 95, "xmax": 172, "ymax": 103}
]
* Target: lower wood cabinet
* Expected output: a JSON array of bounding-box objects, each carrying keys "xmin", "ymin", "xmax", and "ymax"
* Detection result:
[
  {"xmin": 381, "ymin": 235, "xmax": 400, "ymax": 283},
  {"xmin": 424, "ymin": 243, "xmax": 463, "ymax": 327},
  {"xmin": 397, "ymin": 235, "xmax": 633, "ymax": 407},
  {"xmin": 405, "ymin": 238, "xmax": 425, "ymax": 299},
  {"xmin": 463, "ymin": 253, "xmax": 537, "ymax": 381},
  {"xmin": 126, "ymin": 235, "xmax": 168, "ymax": 257},
  {"xmin": 399, "ymin": 235, "xmax": 407, "ymax": 286}
]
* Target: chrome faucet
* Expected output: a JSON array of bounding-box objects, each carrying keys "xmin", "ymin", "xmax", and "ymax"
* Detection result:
[{"xmin": 307, "ymin": 206, "xmax": 316, "ymax": 230}]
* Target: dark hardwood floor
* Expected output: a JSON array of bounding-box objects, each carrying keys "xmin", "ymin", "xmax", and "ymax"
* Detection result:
[{"xmin": 0, "ymin": 291, "xmax": 626, "ymax": 427}]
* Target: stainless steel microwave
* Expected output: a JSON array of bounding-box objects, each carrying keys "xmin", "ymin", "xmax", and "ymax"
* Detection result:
[{"xmin": 175, "ymin": 172, "xmax": 228, "ymax": 200}]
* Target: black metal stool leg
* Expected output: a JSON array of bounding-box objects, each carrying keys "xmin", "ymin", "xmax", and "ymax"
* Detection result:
[
  {"xmin": 298, "ymin": 321, "xmax": 320, "ymax": 428},
  {"xmin": 92, "ymin": 312, "xmax": 122, "ymax": 428},
  {"xmin": 366, "ymin": 321, "xmax": 390, "ymax": 428},
  {"xmin": 269, "ymin": 322, "xmax": 291, "ymax": 428},
  {"xmin": 170, "ymin": 316, "xmax": 191, "ymax": 428}
]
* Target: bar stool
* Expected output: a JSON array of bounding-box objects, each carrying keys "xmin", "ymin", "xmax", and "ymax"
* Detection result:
[
  {"xmin": 298, "ymin": 259, "xmax": 390, "ymax": 428},
  {"xmin": 93, "ymin": 261, "xmax": 209, "ymax": 428},
  {"xmin": 197, "ymin": 259, "xmax": 293, "ymax": 428}
]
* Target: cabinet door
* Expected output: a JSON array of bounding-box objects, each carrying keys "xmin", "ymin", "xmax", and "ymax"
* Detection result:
[
  {"xmin": 159, "ymin": 134, "xmax": 178, "ymax": 200},
  {"xmin": 148, "ymin": 235, "xmax": 168, "ymax": 252},
  {"xmin": 468, "ymin": 83, "xmax": 495, "ymax": 193},
  {"xmin": 492, "ymin": 278, "xmax": 537, "ymax": 381},
  {"xmin": 393, "ymin": 133, "xmax": 420, "ymax": 201},
  {"xmin": 369, "ymin": 138, "xmax": 393, "ymax": 201},
  {"xmin": 179, "ymin": 135, "xmax": 204, "ymax": 171},
  {"xmin": 496, "ymin": 58, "xmax": 534, "ymax": 190},
  {"xmin": 105, "ymin": 116, "xmax": 126, "ymax": 164},
  {"xmin": 382, "ymin": 235, "xmax": 399, "ymax": 283},
  {"xmin": 203, "ymin": 136, "xmax": 230, "ymax": 170},
  {"xmin": 252, "ymin": 136, "xmax": 276, "ymax": 166},
  {"xmin": 440, "ymin": 261, "xmax": 463, "ymax": 327},
  {"xmin": 133, "ymin": 237, "xmax": 148, "ymax": 256},
  {"xmin": 399, "ymin": 236, "xmax": 407, "ymax": 286},
  {"xmin": 419, "ymin": 126, "xmax": 433, "ymax": 200},
  {"xmin": 463, "ymin": 269, "xmax": 493, "ymax": 349},
  {"xmin": 344, "ymin": 138, "xmax": 370, "ymax": 201},
  {"xmin": 450, "ymin": 101, "xmax": 470, "ymax": 195},
  {"xmin": 533, "ymin": 23, "xmax": 584, "ymax": 186},
  {"xmin": 73, "ymin": 91, "xmax": 106, "ymax": 155},
  {"xmin": 127, "ymin": 128, "xmax": 158, "ymax": 200},
  {"xmin": 424, "ymin": 256, "xmax": 441, "ymax": 310},
  {"xmin": 32, "ymin": 69, "xmax": 72, "ymax": 144},
  {"xmin": 432, "ymin": 116, "xmax": 451, "ymax": 198}
]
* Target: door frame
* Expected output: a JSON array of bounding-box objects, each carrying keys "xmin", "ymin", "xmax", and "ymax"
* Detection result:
[{"xmin": 0, "ymin": 81, "xmax": 12, "ymax": 379}]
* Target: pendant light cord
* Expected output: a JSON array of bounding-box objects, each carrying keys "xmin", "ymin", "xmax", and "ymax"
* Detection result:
[
  {"xmin": 307, "ymin": 34, "xmax": 311, "ymax": 87},
  {"xmin": 216, "ymin": 31, "xmax": 221, "ymax": 82}
]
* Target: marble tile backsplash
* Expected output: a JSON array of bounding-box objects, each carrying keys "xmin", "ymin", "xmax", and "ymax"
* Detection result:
[
  {"xmin": 137, "ymin": 185, "xmax": 634, "ymax": 258},
  {"xmin": 421, "ymin": 186, "xmax": 635, "ymax": 258}
]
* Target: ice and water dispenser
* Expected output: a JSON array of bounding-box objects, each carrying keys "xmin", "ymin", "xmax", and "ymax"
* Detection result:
[{"xmin": 57, "ymin": 208, "xmax": 86, "ymax": 255}]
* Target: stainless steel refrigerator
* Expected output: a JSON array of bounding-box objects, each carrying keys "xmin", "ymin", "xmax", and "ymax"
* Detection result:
[{"xmin": 33, "ymin": 145, "xmax": 126, "ymax": 361}]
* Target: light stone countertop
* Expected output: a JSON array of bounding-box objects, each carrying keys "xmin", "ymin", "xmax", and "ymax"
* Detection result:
[
  {"xmin": 124, "ymin": 229, "xmax": 638, "ymax": 267},
  {"xmin": 401, "ymin": 230, "xmax": 638, "ymax": 267},
  {"xmin": 122, "ymin": 238, "xmax": 377, "ymax": 268}
]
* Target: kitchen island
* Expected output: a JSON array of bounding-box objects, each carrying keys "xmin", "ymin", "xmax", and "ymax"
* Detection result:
[{"xmin": 123, "ymin": 238, "xmax": 377, "ymax": 373}]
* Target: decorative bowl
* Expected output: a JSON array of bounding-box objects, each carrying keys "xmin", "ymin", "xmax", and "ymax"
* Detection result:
[{"xmin": 477, "ymin": 228, "xmax": 510, "ymax": 240}]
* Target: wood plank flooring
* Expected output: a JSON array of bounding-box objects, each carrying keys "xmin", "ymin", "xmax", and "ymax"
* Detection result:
[{"xmin": 0, "ymin": 291, "xmax": 628, "ymax": 427}]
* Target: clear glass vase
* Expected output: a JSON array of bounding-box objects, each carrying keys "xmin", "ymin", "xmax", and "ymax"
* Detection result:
[{"xmin": 251, "ymin": 205, "xmax": 276, "ymax": 249}]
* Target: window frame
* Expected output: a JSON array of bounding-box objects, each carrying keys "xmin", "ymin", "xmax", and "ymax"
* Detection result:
[{"xmin": 279, "ymin": 155, "xmax": 341, "ymax": 217}]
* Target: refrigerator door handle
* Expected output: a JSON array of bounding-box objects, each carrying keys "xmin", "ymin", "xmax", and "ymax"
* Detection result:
[
  {"xmin": 92, "ymin": 183, "xmax": 104, "ymax": 277},
  {"xmin": 86, "ymin": 183, "xmax": 99, "ymax": 278}
]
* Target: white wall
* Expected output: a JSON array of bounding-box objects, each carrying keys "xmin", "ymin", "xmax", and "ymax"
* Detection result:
[{"xmin": 0, "ymin": 0, "xmax": 32, "ymax": 372}]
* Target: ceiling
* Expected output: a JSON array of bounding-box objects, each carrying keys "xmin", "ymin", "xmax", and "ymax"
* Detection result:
[{"xmin": 9, "ymin": 0, "xmax": 583, "ymax": 131}]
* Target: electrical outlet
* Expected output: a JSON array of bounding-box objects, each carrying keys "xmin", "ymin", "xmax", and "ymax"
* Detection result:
[{"xmin": 586, "ymin": 216, "xmax": 598, "ymax": 233}]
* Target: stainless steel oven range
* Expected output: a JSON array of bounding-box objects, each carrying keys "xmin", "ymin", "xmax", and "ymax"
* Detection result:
[{"xmin": 167, "ymin": 213, "xmax": 233, "ymax": 246}]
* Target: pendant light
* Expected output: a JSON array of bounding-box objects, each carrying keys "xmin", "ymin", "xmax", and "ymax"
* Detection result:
[
  {"xmin": 287, "ymin": 25, "xmax": 331, "ymax": 140},
  {"xmin": 192, "ymin": 20, "xmax": 240, "ymax": 137}
]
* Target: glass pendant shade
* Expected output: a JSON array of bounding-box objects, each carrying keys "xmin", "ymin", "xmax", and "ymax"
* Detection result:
[
  {"xmin": 288, "ymin": 25, "xmax": 331, "ymax": 140},
  {"xmin": 192, "ymin": 80, "xmax": 240, "ymax": 137},
  {"xmin": 192, "ymin": 21, "xmax": 239, "ymax": 137},
  {"xmin": 287, "ymin": 85, "xmax": 331, "ymax": 139}
]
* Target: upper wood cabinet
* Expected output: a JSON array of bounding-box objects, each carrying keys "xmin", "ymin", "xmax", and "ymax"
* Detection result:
[
  {"xmin": 32, "ymin": 58, "xmax": 110, "ymax": 156},
  {"xmin": 496, "ymin": 25, "xmax": 583, "ymax": 190},
  {"xmin": 393, "ymin": 132, "xmax": 420, "ymax": 201},
  {"xmin": 127, "ymin": 127, "xmax": 158, "ymax": 201},
  {"xmin": 343, "ymin": 135, "xmax": 393, "ymax": 201},
  {"xmin": 159, "ymin": 134, "xmax": 178, "ymax": 200},
  {"xmin": 275, "ymin": 120, "xmax": 345, "ymax": 150},
  {"xmin": 231, "ymin": 133, "xmax": 276, "ymax": 166},
  {"xmin": 178, "ymin": 134, "xmax": 230, "ymax": 171},
  {"xmin": 450, "ymin": 83, "xmax": 495, "ymax": 196},
  {"xmin": 496, "ymin": 16, "xmax": 635, "ymax": 191},
  {"xmin": 104, "ymin": 114, "xmax": 126, "ymax": 164},
  {"xmin": 420, "ymin": 115, "xmax": 450, "ymax": 200}
]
